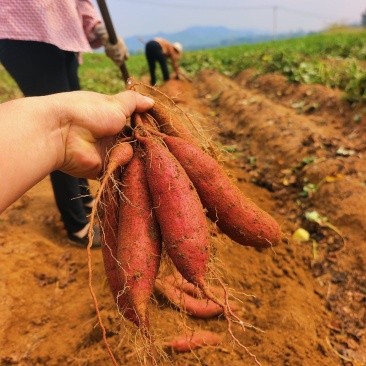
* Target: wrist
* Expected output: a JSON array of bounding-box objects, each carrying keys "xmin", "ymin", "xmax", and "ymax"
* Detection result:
[
  {"xmin": 38, "ymin": 94, "xmax": 69, "ymax": 172},
  {"xmin": 94, "ymin": 23, "xmax": 108, "ymax": 44}
]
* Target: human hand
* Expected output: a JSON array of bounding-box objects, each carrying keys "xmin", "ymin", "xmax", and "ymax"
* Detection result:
[
  {"xmin": 94, "ymin": 24, "xmax": 129, "ymax": 65},
  {"xmin": 56, "ymin": 90, "xmax": 153, "ymax": 178},
  {"xmin": 104, "ymin": 36, "xmax": 129, "ymax": 66},
  {"xmin": 0, "ymin": 90, "xmax": 154, "ymax": 213}
]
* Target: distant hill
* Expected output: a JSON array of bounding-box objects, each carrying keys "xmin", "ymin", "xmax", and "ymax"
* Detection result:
[{"xmin": 125, "ymin": 25, "xmax": 308, "ymax": 54}]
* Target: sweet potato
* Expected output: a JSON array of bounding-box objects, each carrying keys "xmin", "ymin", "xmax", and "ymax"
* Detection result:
[
  {"xmin": 161, "ymin": 273, "xmax": 206, "ymax": 298},
  {"xmin": 105, "ymin": 141, "xmax": 134, "ymax": 177},
  {"xmin": 99, "ymin": 169, "xmax": 121, "ymax": 303},
  {"xmin": 155, "ymin": 278, "xmax": 239, "ymax": 319},
  {"xmin": 164, "ymin": 330, "xmax": 222, "ymax": 352},
  {"xmin": 160, "ymin": 134, "xmax": 281, "ymax": 248},
  {"xmin": 135, "ymin": 130, "xmax": 210, "ymax": 290},
  {"xmin": 116, "ymin": 150, "xmax": 162, "ymax": 333},
  {"xmin": 148, "ymin": 102, "xmax": 199, "ymax": 147},
  {"xmin": 97, "ymin": 142, "xmax": 134, "ymax": 300},
  {"xmin": 159, "ymin": 274, "xmax": 241, "ymax": 313}
]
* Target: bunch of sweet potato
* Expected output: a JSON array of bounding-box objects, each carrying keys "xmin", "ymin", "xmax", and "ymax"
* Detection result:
[{"xmin": 92, "ymin": 100, "xmax": 281, "ymax": 364}]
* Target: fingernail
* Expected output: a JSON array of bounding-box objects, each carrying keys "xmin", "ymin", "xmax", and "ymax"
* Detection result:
[{"xmin": 144, "ymin": 96, "xmax": 154, "ymax": 105}]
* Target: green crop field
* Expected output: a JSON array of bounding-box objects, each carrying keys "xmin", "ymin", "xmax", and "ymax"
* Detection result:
[
  {"xmin": 1, "ymin": 29, "xmax": 366, "ymax": 103},
  {"xmin": 180, "ymin": 30, "xmax": 366, "ymax": 103}
]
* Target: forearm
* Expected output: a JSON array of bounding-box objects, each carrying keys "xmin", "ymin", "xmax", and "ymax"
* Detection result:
[
  {"xmin": 0, "ymin": 96, "xmax": 63, "ymax": 212},
  {"xmin": 79, "ymin": 0, "xmax": 104, "ymax": 49}
]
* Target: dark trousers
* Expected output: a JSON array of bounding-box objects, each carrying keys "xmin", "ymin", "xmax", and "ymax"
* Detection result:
[
  {"xmin": 0, "ymin": 39, "xmax": 93, "ymax": 234},
  {"xmin": 145, "ymin": 40, "xmax": 169, "ymax": 85}
]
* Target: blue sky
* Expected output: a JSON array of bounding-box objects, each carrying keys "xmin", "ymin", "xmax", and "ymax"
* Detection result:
[{"xmin": 91, "ymin": 0, "xmax": 366, "ymax": 38}]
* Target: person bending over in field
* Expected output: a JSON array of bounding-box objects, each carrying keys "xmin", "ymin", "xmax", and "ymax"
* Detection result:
[
  {"xmin": 145, "ymin": 38, "xmax": 183, "ymax": 86},
  {"xmin": 0, "ymin": 91, "xmax": 154, "ymax": 216}
]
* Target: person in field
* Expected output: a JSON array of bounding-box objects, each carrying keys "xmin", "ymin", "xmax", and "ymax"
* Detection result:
[
  {"xmin": 145, "ymin": 38, "xmax": 183, "ymax": 85},
  {"xmin": 0, "ymin": 0, "xmax": 128, "ymax": 247}
]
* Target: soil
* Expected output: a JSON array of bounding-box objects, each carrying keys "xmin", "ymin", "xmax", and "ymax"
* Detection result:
[{"xmin": 1, "ymin": 69, "xmax": 365, "ymax": 366}]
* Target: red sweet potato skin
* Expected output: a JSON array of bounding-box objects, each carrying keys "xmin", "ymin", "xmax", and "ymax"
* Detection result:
[
  {"xmin": 148, "ymin": 104, "xmax": 199, "ymax": 147},
  {"xmin": 137, "ymin": 134, "xmax": 210, "ymax": 287},
  {"xmin": 99, "ymin": 168, "xmax": 122, "ymax": 303},
  {"xmin": 159, "ymin": 274, "xmax": 241, "ymax": 314},
  {"xmin": 165, "ymin": 330, "xmax": 221, "ymax": 352},
  {"xmin": 162, "ymin": 135, "xmax": 281, "ymax": 248},
  {"xmin": 107, "ymin": 142, "xmax": 134, "ymax": 173},
  {"xmin": 155, "ymin": 278, "xmax": 227, "ymax": 319},
  {"xmin": 117, "ymin": 151, "xmax": 162, "ymax": 327},
  {"xmin": 98, "ymin": 143, "xmax": 134, "ymax": 304}
]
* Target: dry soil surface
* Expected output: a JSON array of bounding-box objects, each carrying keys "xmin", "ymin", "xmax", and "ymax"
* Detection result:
[{"xmin": 1, "ymin": 69, "xmax": 365, "ymax": 366}]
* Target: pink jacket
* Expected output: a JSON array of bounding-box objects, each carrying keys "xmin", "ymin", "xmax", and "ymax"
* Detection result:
[{"xmin": 0, "ymin": 0, "xmax": 103, "ymax": 53}]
